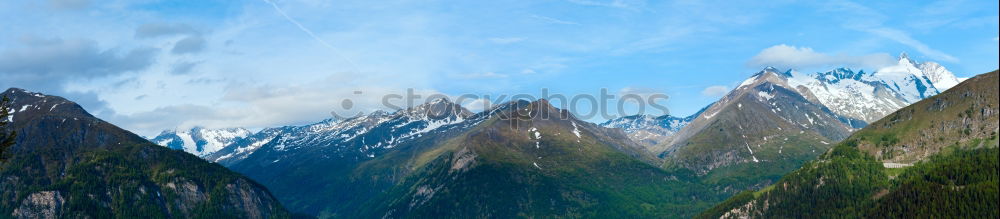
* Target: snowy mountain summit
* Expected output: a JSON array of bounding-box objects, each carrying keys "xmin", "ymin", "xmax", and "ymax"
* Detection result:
[
  {"xmin": 150, "ymin": 127, "xmax": 252, "ymax": 157},
  {"xmin": 783, "ymin": 53, "xmax": 964, "ymax": 123}
]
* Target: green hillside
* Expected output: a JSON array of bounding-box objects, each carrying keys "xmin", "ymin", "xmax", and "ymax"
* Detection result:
[
  {"xmin": 661, "ymin": 69, "xmax": 852, "ymax": 197},
  {"xmin": 329, "ymin": 100, "xmax": 722, "ymax": 218},
  {"xmin": 697, "ymin": 70, "xmax": 999, "ymax": 218},
  {"xmin": 0, "ymin": 88, "xmax": 291, "ymax": 218}
]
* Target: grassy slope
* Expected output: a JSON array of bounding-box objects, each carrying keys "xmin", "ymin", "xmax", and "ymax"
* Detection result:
[
  {"xmin": 850, "ymin": 71, "xmax": 999, "ymax": 163},
  {"xmin": 663, "ymin": 78, "xmax": 848, "ymax": 200}
]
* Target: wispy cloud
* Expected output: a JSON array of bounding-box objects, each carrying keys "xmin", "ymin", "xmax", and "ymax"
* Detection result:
[
  {"xmin": 261, "ymin": 0, "xmax": 361, "ymax": 72},
  {"xmin": 700, "ymin": 85, "xmax": 729, "ymax": 97},
  {"xmin": 529, "ymin": 15, "xmax": 580, "ymax": 25},
  {"xmin": 863, "ymin": 28, "xmax": 958, "ymax": 62},
  {"xmin": 825, "ymin": 0, "xmax": 959, "ymax": 63},
  {"xmin": 565, "ymin": 0, "xmax": 640, "ymax": 11},
  {"xmin": 747, "ymin": 44, "xmax": 896, "ymax": 70},
  {"xmin": 611, "ymin": 25, "xmax": 702, "ymax": 55}
]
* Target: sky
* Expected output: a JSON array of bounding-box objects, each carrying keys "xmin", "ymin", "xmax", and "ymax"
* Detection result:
[{"xmin": 1, "ymin": 0, "xmax": 997, "ymax": 137}]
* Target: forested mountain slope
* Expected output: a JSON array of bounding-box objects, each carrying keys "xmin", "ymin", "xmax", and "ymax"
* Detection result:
[
  {"xmin": 0, "ymin": 88, "xmax": 290, "ymax": 218},
  {"xmin": 697, "ymin": 70, "xmax": 998, "ymax": 218}
]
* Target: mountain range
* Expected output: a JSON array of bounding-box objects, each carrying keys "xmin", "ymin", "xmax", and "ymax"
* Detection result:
[
  {"xmin": 4, "ymin": 53, "xmax": 986, "ymax": 218},
  {"xmin": 590, "ymin": 55, "xmax": 966, "ymax": 195},
  {"xmin": 200, "ymin": 98, "xmax": 711, "ymax": 217},
  {"xmin": 131, "ymin": 54, "xmax": 970, "ymax": 218},
  {"xmin": 697, "ymin": 70, "xmax": 997, "ymax": 218},
  {"xmin": 603, "ymin": 54, "xmax": 962, "ymax": 145}
]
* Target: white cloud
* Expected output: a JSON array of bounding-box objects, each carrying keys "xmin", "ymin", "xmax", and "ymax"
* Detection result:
[
  {"xmin": 701, "ymin": 85, "xmax": 729, "ymax": 97},
  {"xmin": 823, "ymin": 0, "xmax": 959, "ymax": 63},
  {"xmin": 460, "ymin": 98, "xmax": 492, "ymax": 112},
  {"xmin": 747, "ymin": 44, "xmax": 896, "ymax": 70}
]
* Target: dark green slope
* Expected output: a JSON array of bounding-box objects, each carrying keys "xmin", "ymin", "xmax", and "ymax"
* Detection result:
[
  {"xmin": 0, "ymin": 88, "xmax": 291, "ymax": 218},
  {"xmin": 349, "ymin": 100, "xmax": 716, "ymax": 218},
  {"xmin": 697, "ymin": 70, "xmax": 999, "ymax": 218}
]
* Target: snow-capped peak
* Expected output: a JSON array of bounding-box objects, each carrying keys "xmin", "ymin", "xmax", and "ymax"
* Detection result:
[
  {"xmin": 898, "ymin": 52, "xmax": 911, "ymax": 62},
  {"xmin": 600, "ymin": 113, "xmax": 695, "ymax": 146},
  {"xmin": 401, "ymin": 98, "xmax": 469, "ymax": 121},
  {"xmin": 918, "ymin": 61, "xmax": 963, "ymax": 90},
  {"xmin": 150, "ymin": 127, "xmax": 252, "ymax": 157},
  {"xmin": 868, "ymin": 54, "xmax": 940, "ymax": 102},
  {"xmin": 782, "ymin": 54, "xmax": 958, "ymax": 123}
]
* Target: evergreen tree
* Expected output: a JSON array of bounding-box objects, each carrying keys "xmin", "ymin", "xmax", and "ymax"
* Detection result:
[{"xmin": 0, "ymin": 95, "xmax": 15, "ymax": 163}]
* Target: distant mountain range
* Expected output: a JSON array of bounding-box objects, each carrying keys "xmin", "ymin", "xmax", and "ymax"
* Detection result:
[
  {"xmin": 0, "ymin": 88, "xmax": 290, "ymax": 218},
  {"xmin": 602, "ymin": 54, "xmax": 962, "ymax": 146},
  {"xmin": 198, "ymin": 98, "xmax": 705, "ymax": 217},
  {"xmin": 599, "ymin": 108, "xmax": 704, "ymax": 150},
  {"xmin": 118, "ymin": 53, "xmax": 985, "ymax": 218}
]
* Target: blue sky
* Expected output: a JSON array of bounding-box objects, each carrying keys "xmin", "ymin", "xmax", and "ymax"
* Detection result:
[{"xmin": 1, "ymin": 0, "xmax": 997, "ymax": 136}]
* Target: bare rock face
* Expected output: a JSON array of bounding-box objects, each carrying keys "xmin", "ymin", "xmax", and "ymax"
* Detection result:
[
  {"xmin": 163, "ymin": 179, "xmax": 207, "ymax": 216},
  {"xmin": 11, "ymin": 191, "xmax": 64, "ymax": 219},
  {"xmin": 223, "ymin": 178, "xmax": 285, "ymax": 219}
]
